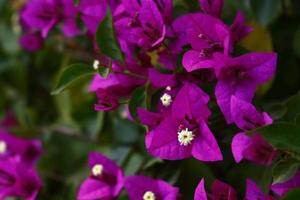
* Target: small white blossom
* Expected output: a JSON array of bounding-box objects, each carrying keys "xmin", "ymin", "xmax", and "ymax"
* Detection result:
[
  {"xmin": 93, "ymin": 60, "xmax": 100, "ymax": 70},
  {"xmin": 160, "ymin": 93, "xmax": 172, "ymax": 107},
  {"xmin": 143, "ymin": 191, "xmax": 155, "ymax": 200},
  {"xmin": 0, "ymin": 141, "xmax": 7, "ymax": 154},
  {"xmin": 178, "ymin": 128, "xmax": 194, "ymax": 146},
  {"xmin": 92, "ymin": 164, "xmax": 104, "ymax": 176}
]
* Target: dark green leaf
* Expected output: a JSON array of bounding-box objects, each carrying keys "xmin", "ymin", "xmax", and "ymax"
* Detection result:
[
  {"xmin": 250, "ymin": 0, "xmax": 282, "ymax": 26},
  {"xmin": 98, "ymin": 66, "xmax": 110, "ymax": 78},
  {"xmin": 249, "ymin": 123, "xmax": 300, "ymax": 154},
  {"xmin": 293, "ymin": 28, "xmax": 300, "ymax": 58},
  {"xmin": 129, "ymin": 86, "xmax": 147, "ymax": 122},
  {"xmin": 282, "ymin": 188, "xmax": 300, "ymax": 200},
  {"xmin": 51, "ymin": 64, "xmax": 94, "ymax": 95},
  {"xmin": 273, "ymin": 159, "xmax": 300, "ymax": 184},
  {"xmin": 283, "ymin": 91, "xmax": 300, "ymax": 122},
  {"xmin": 113, "ymin": 118, "xmax": 139, "ymax": 144},
  {"xmin": 124, "ymin": 153, "xmax": 144, "ymax": 176},
  {"xmin": 267, "ymin": 103, "xmax": 287, "ymax": 120},
  {"xmin": 96, "ymin": 9, "xmax": 123, "ymax": 62}
]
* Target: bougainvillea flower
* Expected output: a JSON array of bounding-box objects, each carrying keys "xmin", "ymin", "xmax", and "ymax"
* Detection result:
[
  {"xmin": 246, "ymin": 179, "xmax": 276, "ymax": 200},
  {"xmin": 194, "ymin": 178, "xmax": 237, "ymax": 200},
  {"xmin": 182, "ymin": 13, "xmax": 231, "ymax": 72},
  {"xmin": 137, "ymin": 108, "xmax": 164, "ymax": 130},
  {"xmin": 213, "ymin": 52, "xmax": 277, "ymax": 123},
  {"xmin": 94, "ymin": 89, "xmax": 120, "ymax": 111},
  {"xmin": 19, "ymin": 32, "xmax": 43, "ymax": 52},
  {"xmin": 21, "ymin": 0, "xmax": 80, "ymax": 38},
  {"xmin": 199, "ymin": 0, "xmax": 223, "ymax": 18},
  {"xmin": 231, "ymin": 96, "xmax": 273, "ymax": 131},
  {"xmin": 271, "ymin": 171, "xmax": 300, "ymax": 197},
  {"xmin": 231, "ymin": 133, "xmax": 277, "ymax": 166},
  {"xmin": 230, "ymin": 97, "xmax": 277, "ymax": 165},
  {"xmin": 195, "ymin": 178, "xmax": 276, "ymax": 200},
  {"xmin": 77, "ymin": 152, "xmax": 124, "ymax": 200},
  {"xmin": 145, "ymin": 83, "xmax": 222, "ymax": 161},
  {"xmin": 78, "ymin": 0, "xmax": 107, "ymax": 34},
  {"xmin": 89, "ymin": 61, "xmax": 146, "ymax": 111},
  {"xmin": 115, "ymin": 0, "xmax": 168, "ymax": 49},
  {"xmin": 0, "ymin": 130, "xmax": 42, "ymax": 167},
  {"xmin": 125, "ymin": 175, "xmax": 179, "ymax": 200},
  {"xmin": 230, "ymin": 12, "xmax": 253, "ymax": 44},
  {"xmin": 0, "ymin": 160, "xmax": 42, "ymax": 200},
  {"xmin": 148, "ymin": 69, "xmax": 177, "ymax": 88}
]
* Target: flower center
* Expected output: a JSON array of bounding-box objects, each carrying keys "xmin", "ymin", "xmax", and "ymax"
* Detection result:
[
  {"xmin": 93, "ymin": 60, "xmax": 100, "ymax": 70},
  {"xmin": 160, "ymin": 93, "xmax": 172, "ymax": 107},
  {"xmin": 143, "ymin": 191, "xmax": 156, "ymax": 200},
  {"xmin": 92, "ymin": 164, "xmax": 104, "ymax": 176},
  {"xmin": 178, "ymin": 128, "xmax": 194, "ymax": 146},
  {"xmin": 0, "ymin": 141, "xmax": 7, "ymax": 154}
]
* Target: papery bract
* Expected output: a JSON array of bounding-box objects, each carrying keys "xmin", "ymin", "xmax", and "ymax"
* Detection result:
[
  {"xmin": 78, "ymin": 0, "xmax": 107, "ymax": 34},
  {"xmin": 231, "ymin": 133, "xmax": 277, "ymax": 166},
  {"xmin": 194, "ymin": 178, "xmax": 237, "ymax": 200},
  {"xmin": 19, "ymin": 32, "xmax": 43, "ymax": 52},
  {"xmin": 271, "ymin": 171, "xmax": 300, "ymax": 197},
  {"xmin": 230, "ymin": 96, "xmax": 273, "ymax": 131},
  {"xmin": 21, "ymin": 0, "xmax": 80, "ymax": 38},
  {"xmin": 246, "ymin": 179, "xmax": 276, "ymax": 200},
  {"xmin": 125, "ymin": 175, "xmax": 179, "ymax": 200},
  {"xmin": 89, "ymin": 62, "xmax": 146, "ymax": 111},
  {"xmin": 199, "ymin": 0, "xmax": 223, "ymax": 18},
  {"xmin": 195, "ymin": 178, "xmax": 276, "ymax": 200},
  {"xmin": 77, "ymin": 152, "xmax": 124, "ymax": 200},
  {"xmin": 230, "ymin": 12, "xmax": 253, "ymax": 43},
  {"xmin": 181, "ymin": 13, "xmax": 231, "ymax": 72},
  {"xmin": 0, "ymin": 160, "xmax": 42, "ymax": 200},
  {"xmin": 145, "ymin": 83, "xmax": 222, "ymax": 161},
  {"xmin": 114, "ymin": 0, "xmax": 169, "ymax": 49},
  {"xmin": 213, "ymin": 52, "xmax": 277, "ymax": 123},
  {"xmin": 0, "ymin": 130, "xmax": 42, "ymax": 167}
]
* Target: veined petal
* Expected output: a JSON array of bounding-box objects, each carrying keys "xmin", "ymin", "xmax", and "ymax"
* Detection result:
[
  {"xmin": 146, "ymin": 117, "xmax": 192, "ymax": 160},
  {"xmin": 194, "ymin": 179, "xmax": 207, "ymax": 200},
  {"xmin": 191, "ymin": 121, "xmax": 223, "ymax": 161},
  {"xmin": 231, "ymin": 132, "xmax": 251, "ymax": 163}
]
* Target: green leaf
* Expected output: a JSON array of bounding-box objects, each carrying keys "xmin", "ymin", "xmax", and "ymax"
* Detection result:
[
  {"xmin": 273, "ymin": 159, "xmax": 300, "ymax": 184},
  {"xmin": 98, "ymin": 66, "xmax": 110, "ymax": 78},
  {"xmin": 129, "ymin": 86, "xmax": 147, "ymax": 122},
  {"xmin": 124, "ymin": 153, "xmax": 144, "ymax": 176},
  {"xmin": 249, "ymin": 123, "xmax": 300, "ymax": 154},
  {"xmin": 293, "ymin": 28, "xmax": 300, "ymax": 58},
  {"xmin": 250, "ymin": 0, "xmax": 282, "ymax": 26},
  {"xmin": 282, "ymin": 189, "xmax": 300, "ymax": 200},
  {"xmin": 96, "ymin": 9, "xmax": 123, "ymax": 62},
  {"xmin": 51, "ymin": 64, "xmax": 94, "ymax": 95},
  {"xmin": 283, "ymin": 91, "xmax": 300, "ymax": 123},
  {"xmin": 267, "ymin": 103, "xmax": 287, "ymax": 120}
]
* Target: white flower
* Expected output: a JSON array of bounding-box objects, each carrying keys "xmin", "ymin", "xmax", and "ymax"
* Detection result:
[
  {"xmin": 143, "ymin": 191, "xmax": 155, "ymax": 200},
  {"xmin": 92, "ymin": 164, "xmax": 104, "ymax": 176},
  {"xmin": 160, "ymin": 93, "xmax": 172, "ymax": 107},
  {"xmin": 178, "ymin": 128, "xmax": 194, "ymax": 146}
]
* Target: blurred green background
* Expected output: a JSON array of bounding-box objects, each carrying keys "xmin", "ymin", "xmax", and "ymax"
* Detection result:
[{"xmin": 1, "ymin": 0, "xmax": 300, "ymax": 199}]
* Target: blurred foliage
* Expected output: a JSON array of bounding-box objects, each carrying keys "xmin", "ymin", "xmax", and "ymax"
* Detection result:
[{"xmin": 1, "ymin": 0, "xmax": 300, "ymax": 199}]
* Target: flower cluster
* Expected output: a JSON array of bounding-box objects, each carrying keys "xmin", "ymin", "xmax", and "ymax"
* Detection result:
[
  {"xmin": 0, "ymin": 112, "xmax": 42, "ymax": 199},
  {"xmin": 77, "ymin": 152, "xmax": 300, "ymax": 200},
  {"xmin": 77, "ymin": 152, "xmax": 180, "ymax": 200},
  {"xmin": 17, "ymin": 0, "xmax": 300, "ymax": 199}
]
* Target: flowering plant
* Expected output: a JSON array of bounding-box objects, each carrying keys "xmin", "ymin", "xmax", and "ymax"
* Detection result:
[{"xmin": 0, "ymin": 0, "xmax": 300, "ymax": 199}]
